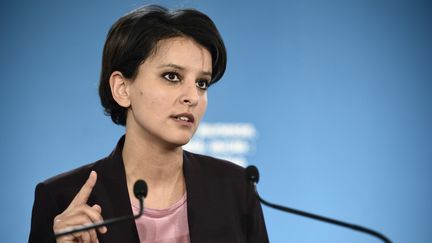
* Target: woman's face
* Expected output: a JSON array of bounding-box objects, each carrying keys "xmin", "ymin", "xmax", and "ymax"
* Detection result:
[{"xmin": 125, "ymin": 37, "xmax": 212, "ymax": 148}]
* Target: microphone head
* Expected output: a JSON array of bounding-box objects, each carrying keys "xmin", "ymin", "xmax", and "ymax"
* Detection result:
[
  {"xmin": 133, "ymin": 180, "xmax": 148, "ymax": 199},
  {"xmin": 245, "ymin": 165, "xmax": 259, "ymax": 184}
]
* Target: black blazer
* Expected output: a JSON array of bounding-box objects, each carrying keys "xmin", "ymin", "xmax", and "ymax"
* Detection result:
[{"xmin": 29, "ymin": 136, "xmax": 269, "ymax": 243}]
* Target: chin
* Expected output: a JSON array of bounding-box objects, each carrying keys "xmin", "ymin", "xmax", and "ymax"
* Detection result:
[
  {"xmin": 167, "ymin": 136, "xmax": 192, "ymax": 147},
  {"xmin": 174, "ymin": 138, "xmax": 192, "ymax": 146},
  {"xmin": 163, "ymin": 129, "xmax": 196, "ymax": 148}
]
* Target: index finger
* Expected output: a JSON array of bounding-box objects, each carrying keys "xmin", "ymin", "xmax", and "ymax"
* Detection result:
[{"xmin": 69, "ymin": 171, "xmax": 97, "ymax": 207}]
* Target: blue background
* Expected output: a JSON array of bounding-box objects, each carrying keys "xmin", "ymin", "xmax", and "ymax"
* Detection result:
[{"xmin": 1, "ymin": 0, "xmax": 431, "ymax": 242}]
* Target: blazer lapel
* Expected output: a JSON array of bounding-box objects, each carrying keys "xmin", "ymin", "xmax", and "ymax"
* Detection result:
[
  {"xmin": 93, "ymin": 136, "xmax": 140, "ymax": 243},
  {"xmin": 183, "ymin": 151, "xmax": 205, "ymax": 243}
]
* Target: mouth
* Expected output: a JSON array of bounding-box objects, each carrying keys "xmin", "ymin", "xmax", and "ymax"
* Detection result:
[{"xmin": 171, "ymin": 112, "xmax": 195, "ymax": 124}]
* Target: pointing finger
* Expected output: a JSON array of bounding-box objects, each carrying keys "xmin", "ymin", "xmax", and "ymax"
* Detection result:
[{"xmin": 69, "ymin": 171, "xmax": 97, "ymax": 207}]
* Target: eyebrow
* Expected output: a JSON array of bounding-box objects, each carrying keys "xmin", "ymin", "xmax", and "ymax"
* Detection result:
[{"xmin": 158, "ymin": 63, "xmax": 212, "ymax": 77}]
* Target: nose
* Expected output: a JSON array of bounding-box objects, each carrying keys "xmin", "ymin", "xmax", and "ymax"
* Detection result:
[{"xmin": 180, "ymin": 82, "xmax": 200, "ymax": 106}]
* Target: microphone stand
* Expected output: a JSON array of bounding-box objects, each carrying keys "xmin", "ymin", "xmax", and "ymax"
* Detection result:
[
  {"xmin": 54, "ymin": 197, "xmax": 144, "ymax": 238},
  {"xmin": 54, "ymin": 180, "xmax": 147, "ymax": 239},
  {"xmin": 246, "ymin": 166, "xmax": 392, "ymax": 243},
  {"xmin": 255, "ymin": 186, "xmax": 391, "ymax": 243}
]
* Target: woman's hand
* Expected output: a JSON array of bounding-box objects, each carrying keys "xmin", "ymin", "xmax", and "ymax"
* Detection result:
[{"xmin": 53, "ymin": 171, "xmax": 107, "ymax": 243}]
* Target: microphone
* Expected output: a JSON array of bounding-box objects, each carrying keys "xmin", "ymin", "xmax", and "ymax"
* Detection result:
[
  {"xmin": 245, "ymin": 166, "xmax": 392, "ymax": 243},
  {"xmin": 54, "ymin": 179, "xmax": 148, "ymax": 238}
]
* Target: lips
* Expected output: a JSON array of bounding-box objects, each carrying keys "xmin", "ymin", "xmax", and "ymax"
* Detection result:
[{"xmin": 171, "ymin": 112, "xmax": 195, "ymax": 123}]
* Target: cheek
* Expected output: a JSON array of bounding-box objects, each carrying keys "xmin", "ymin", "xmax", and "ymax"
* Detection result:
[
  {"xmin": 135, "ymin": 88, "xmax": 166, "ymax": 106},
  {"xmin": 199, "ymin": 96, "xmax": 208, "ymax": 114}
]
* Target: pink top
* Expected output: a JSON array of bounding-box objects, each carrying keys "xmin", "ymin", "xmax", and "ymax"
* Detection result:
[{"xmin": 132, "ymin": 194, "xmax": 190, "ymax": 243}]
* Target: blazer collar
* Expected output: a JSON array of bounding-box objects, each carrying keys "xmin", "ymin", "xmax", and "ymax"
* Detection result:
[
  {"xmin": 183, "ymin": 150, "xmax": 206, "ymax": 243},
  {"xmin": 95, "ymin": 135, "xmax": 140, "ymax": 242}
]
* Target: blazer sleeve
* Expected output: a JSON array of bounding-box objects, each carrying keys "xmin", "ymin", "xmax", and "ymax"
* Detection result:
[{"xmin": 29, "ymin": 183, "xmax": 58, "ymax": 243}]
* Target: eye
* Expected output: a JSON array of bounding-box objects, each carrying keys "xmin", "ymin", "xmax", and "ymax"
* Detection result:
[
  {"xmin": 163, "ymin": 72, "xmax": 181, "ymax": 82},
  {"xmin": 196, "ymin": 79, "xmax": 209, "ymax": 90}
]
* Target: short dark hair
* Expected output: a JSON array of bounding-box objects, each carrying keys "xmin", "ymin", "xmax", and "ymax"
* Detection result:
[{"xmin": 98, "ymin": 5, "xmax": 227, "ymax": 126}]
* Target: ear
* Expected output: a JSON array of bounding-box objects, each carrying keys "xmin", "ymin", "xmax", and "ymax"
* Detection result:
[{"xmin": 109, "ymin": 71, "xmax": 131, "ymax": 108}]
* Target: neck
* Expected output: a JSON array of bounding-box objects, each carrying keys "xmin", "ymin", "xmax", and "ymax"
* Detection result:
[
  {"xmin": 122, "ymin": 131, "xmax": 183, "ymax": 182},
  {"xmin": 122, "ymin": 131, "xmax": 186, "ymax": 209}
]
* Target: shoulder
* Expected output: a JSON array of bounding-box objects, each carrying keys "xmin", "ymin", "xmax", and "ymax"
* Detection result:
[
  {"xmin": 184, "ymin": 150, "xmax": 245, "ymax": 174},
  {"xmin": 42, "ymin": 158, "xmax": 102, "ymax": 188},
  {"xmin": 183, "ymin": 150, "xmax": 248, "ymax": 187},
  {"xmin": 41, "ymin": 135, "xmax": 126, "ymax": 190},
  {"xmin": 36, "ymin": 157, "xmax": 109, "ymax": 206}
]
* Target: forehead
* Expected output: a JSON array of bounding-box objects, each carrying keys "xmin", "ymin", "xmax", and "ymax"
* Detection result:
[{"xmin": 146, "ymin": 37, "xmax": 213, "ymax": 71}]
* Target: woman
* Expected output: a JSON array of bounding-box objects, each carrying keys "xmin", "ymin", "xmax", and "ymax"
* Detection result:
[{"xmin": 29, "ymin": 5, "xmax": 268, "ymax": 243}]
